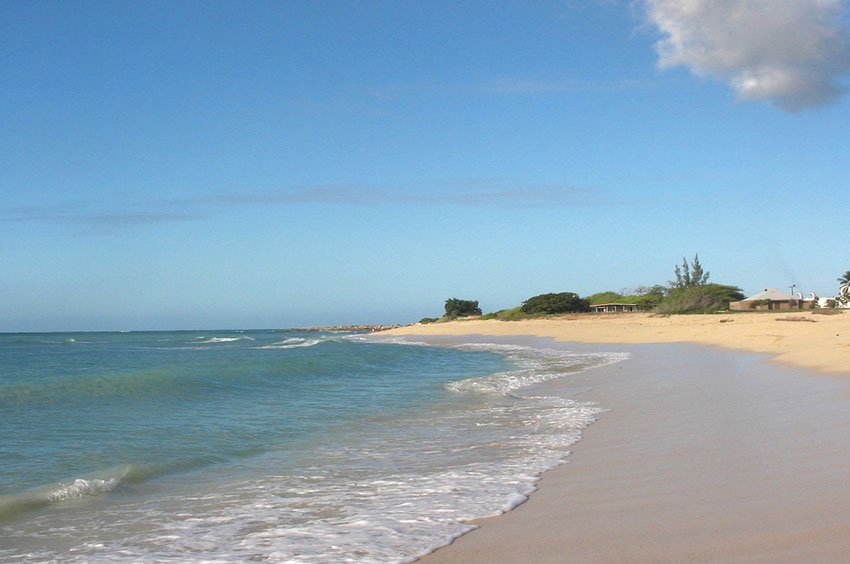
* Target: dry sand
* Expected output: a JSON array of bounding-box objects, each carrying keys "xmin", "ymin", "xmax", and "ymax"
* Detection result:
[
  {"xmin": 383, "ymin": 311, "xmax": 850, "ymax": 375},
  {"xmin": 379, "ymin": 313, "xmax": 850, "ymax": 563}
]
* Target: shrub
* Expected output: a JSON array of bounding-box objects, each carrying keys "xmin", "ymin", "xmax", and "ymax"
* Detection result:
[
  {"xmin": 587, "ymin": 291, "xmax": 624, "ymax": 304},
  {"xmin": 444, "ymin": 298, "xmax": 482, "ymax": 319},
  {"xmin": 588, "ymin": 288, "xmax": 666, "ymax": 309},
  {"xmin": 655, "ymin": 284, "xmax": 744, "ymax": 314},
  {"xmin": 479, "ymin": 306, "xmax": 527, "ymax": 320},
  {"xmin": 521, "ymin": 292, "xmax": 590, "ymax": 315}
]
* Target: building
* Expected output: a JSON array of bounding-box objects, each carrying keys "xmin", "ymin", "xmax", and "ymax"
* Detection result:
[
  {"xmin": 729, "ymin": 288, "xmax": 815, "ymax": 311},
  {"xmin": 591, "ymin": 303, "xmax": 641, "ymax": 313}
]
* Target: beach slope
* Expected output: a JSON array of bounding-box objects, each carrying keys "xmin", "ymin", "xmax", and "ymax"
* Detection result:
[{"xmin": 380, "ymin": 313, "xmax": 850, "ymax": 563}]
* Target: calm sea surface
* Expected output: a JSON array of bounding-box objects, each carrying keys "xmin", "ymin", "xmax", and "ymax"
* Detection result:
[{"xmin": 0, "ymin": 330, "xmax": 625, "ymax": 562}]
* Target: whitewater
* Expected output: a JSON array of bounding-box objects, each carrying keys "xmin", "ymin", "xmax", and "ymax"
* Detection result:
[{"xmin": 0, "ymin": 330, "xmax": 626, "ymax": 562}]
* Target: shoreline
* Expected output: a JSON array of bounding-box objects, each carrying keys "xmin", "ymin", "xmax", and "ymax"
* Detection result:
[
  {"xmin": 381, "ymin": 311, "xmax": 850, "ymax": 376},
  {"xmin": 378, "ymin": 318, "xmax": 850, "ymax": 562}
]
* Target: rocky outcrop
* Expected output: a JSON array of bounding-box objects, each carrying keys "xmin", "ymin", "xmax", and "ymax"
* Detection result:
[{"xmin": 294, "ymin": 324, "xmax": 407, "ymax": 333}]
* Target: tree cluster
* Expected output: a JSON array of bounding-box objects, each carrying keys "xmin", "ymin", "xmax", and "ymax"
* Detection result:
[
  {"xmin": 657, "ymin": 255, "xmax": 742, "ymax": 313},
  {"xmin": 671, "ymin": 254, "xmax": 710, "ymax": 288},
  {"xmin": 423, "ymin": 255, "xmax": 761, "ymax": 321},
  {"xmin": 444, "ymin": 298, "xmax": 482, "ymax": 319},
  {"xmin": 521, "ymin": 292, "xmax": 590, "ymax": 315},
  {"xmin": 587, "ymin": 285, "xmax": 667, "ymax": 309},
  {"xmin": 655, "ymin": 283, "xmax": 744, "ymax": 314}
]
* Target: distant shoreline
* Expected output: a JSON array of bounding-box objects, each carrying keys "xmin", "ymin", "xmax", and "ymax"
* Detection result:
[{"xmin": 381, "ymin": 311, "xmax": 850, "ymax": 376}]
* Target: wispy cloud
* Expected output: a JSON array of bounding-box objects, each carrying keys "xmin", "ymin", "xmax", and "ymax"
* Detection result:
[
  {"xmin": 0, "ymin": 206, "xmax": 201, "ymax": 227},
  {"xmin": 643, "ymin": 0, "xmax": 850, "ymax": 111},
  {"xmin": 1, "ymin": 182, "xmax": 608, "ymax": 234},
  {"xmin": 180, "ymin": 182, "xmax": 603, "ymax": 209}
]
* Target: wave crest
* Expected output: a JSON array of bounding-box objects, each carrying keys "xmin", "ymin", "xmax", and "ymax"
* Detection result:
[
  {"xmin": 0, "ymin": 464, "xmax": 152, "ymax": 522},
  {"xmin": 258, "ymin": 337, "xmax": 324, "ymax": 349},
  {"xmin": 195, "ymin": 336, "xmax": 255, "ymax": 344}
]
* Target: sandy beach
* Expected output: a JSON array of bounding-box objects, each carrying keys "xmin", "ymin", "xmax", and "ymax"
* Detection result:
[
  {"xmin": 384, "ymin": 311, "xmax": 850, "ymax": 375},
  {"xmin": 380, "ymin": 312, "xmax": 850, "ymax": 562}
]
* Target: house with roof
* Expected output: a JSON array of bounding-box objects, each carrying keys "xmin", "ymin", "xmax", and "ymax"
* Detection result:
[
  {"xmin": 729, "ymin": 288, "xmax": 815, "ymax": 311},
  {"xmin": 590, "ymin": 302, "xmax": 642, "ymax": 313}
]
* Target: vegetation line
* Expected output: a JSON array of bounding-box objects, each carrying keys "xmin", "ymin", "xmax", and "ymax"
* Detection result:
[{"xmin": 420, "ymin": 255, "xmax": 847, "ymax": 324}]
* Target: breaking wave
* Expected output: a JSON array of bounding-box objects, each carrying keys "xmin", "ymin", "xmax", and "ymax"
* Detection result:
[
  {"xmin": 258, "ymin": 337, "xmax": 324, "ymax": 349},
  {"xmin": 0, "ymin": 464, "xmax": 154, "ymax": 522},
  {"xmin": 195, "ymin": 336, "xmax": 255, "ymax": 344}
]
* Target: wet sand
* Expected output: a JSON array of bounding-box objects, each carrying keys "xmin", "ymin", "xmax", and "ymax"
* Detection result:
[{"xmin": 388, "ymin": 332, "xmax": 850, "ymax": 563}]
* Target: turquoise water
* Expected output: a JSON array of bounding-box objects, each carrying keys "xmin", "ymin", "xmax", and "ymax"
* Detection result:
[{"xmin": 0, "ymin": 330, "xmax": 624, "ymax": 562}]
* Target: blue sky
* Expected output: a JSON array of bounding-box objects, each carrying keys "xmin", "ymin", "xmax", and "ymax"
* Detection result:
[{"xmin": 2, "ymin": 0, "xmax": 849, "ymax": 331}]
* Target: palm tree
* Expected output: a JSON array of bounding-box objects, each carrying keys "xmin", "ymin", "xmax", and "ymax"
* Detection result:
[{"xmin": 838, "ymin": 272, "xmax": 850, "ymax": 306}]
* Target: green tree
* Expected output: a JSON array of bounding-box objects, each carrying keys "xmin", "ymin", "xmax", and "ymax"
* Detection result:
[
  {"xmin": 521, "ymin": 292, "xmax": 590, "ymax": 315},
  {"xmin": 444, "ymin": 298, "xmax": 482, "ymax": 319},
  {"xmin": 588, "ymin": 287, "xmax": 666, "ymax": 309},
  {"xmin": 671, "ymin": 254, "xmax": 710, "ymax": 288},
  {"xmin": 587, "ymin": 291, "xmax": 624, "ymax": 304},
  {"xmin": 837, "ymin": 271, "xmax": 850, "ymax": 285},
  {"xmin": 629, "ymin": 286, "xmax": 666, "ymax": 309}
]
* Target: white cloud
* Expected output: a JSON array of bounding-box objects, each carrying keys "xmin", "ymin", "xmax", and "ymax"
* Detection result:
[{"xmin": 644, "ymin": 0, "xmax": 850, "ymax": 110}]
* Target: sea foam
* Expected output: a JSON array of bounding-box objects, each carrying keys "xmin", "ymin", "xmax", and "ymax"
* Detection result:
[
  {"xmin": 127, "ymin": 343, "xmax": 616, "ymax": 562},
  {"xmin": 258, "ymin": 337, "xmax": 324, "ymax": 349},
  {"xmin": 0, "ymin": 334, "xmax": 627, "ymax": 563},
  {"xmin": 196, "ymin": 336, "xmax": 255, "ymax": 344}
]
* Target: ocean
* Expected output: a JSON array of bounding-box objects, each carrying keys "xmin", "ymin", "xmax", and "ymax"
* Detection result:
[{"xmin": 0, "ymin": 330, "xmax": 626, "ymax": 562}]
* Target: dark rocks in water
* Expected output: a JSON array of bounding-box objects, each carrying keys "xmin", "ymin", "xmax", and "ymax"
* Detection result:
[{"xmin": 292, "ymin": 324, "xmax": 407, "ymax": 333}]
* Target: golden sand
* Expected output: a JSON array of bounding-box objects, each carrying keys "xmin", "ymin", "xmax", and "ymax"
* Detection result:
[{"xmin": 383, "ymin": 311, "xmax": 850, "ymax": 375}]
